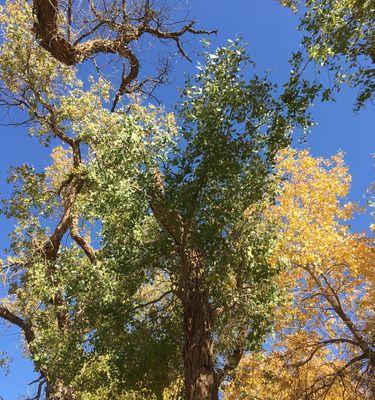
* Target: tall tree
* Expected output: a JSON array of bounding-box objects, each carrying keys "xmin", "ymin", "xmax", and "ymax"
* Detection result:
[
  {"xmin": 0, "ymin": 2, "xmax": 321, "ymax": 399},
  {"xmin": 224, "ymin": 149, "xmax": 375, "ymax": 399},
  {"xmin": 0, "ymin": 0, "xmax": 212, "ymax": 398}
]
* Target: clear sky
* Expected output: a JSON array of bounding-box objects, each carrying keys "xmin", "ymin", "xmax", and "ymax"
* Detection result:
[{"xmin": 0, "ymin": 0, "xmax": 373, "ymax": 398}]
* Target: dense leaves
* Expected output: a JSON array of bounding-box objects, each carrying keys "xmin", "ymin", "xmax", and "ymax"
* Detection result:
[
  {"xmin": 0, "ymin": 1, "xmax": 372, "ymax": 399},
  {"xmin": 225, "ymin": 149, "xmax": 374, "ymax": 399}
]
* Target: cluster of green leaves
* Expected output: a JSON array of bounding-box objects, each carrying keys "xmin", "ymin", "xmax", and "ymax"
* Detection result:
[
  {"xmin": 279, "ymin": 0, "xmax": 375, "ymax": 110},
  {"xmin": 79, "ymin": 39, "xmax": 322, "ymax": 389}
]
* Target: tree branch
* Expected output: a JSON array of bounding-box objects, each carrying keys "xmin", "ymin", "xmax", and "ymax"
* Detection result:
[
  {"xmin": 31, "ymin": 0, "xmax": 216, "ymax": 108},
  {"xmin": 0, "ymin": 304, "xmax": 35, "ymax": 343},
  {"xmin": 70, "ymin": 212, "xmax": 96, "ymax": 264}
]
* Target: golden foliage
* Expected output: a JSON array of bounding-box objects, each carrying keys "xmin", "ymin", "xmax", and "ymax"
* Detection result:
[
  {"xmin": 45, "ymin": 146, "xmax": 73, "ymax": 191},
  {"xmin": 224, "ymin": 352, "xmax": 363, "ymax": 400},
  {"xmin": 225, "ymin": 148, "xmax": 374, "ymax": 399}
]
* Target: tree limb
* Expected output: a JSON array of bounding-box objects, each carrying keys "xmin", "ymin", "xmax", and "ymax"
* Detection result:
[
  {"xmin": 0, "ymin": 304, "xmax": 35, "ymax": 343},
  {"xmin": 70, "ymin": 212, "xmax": 97, "ymax": 264},
  {"xmin": 31, "ymin": 0, "xmax": 216, "ymax": 109}
]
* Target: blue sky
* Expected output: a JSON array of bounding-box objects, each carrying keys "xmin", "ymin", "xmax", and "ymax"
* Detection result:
[{"xmin": 0, "ymin": 0, "xmax": 373, "ymax": 398}]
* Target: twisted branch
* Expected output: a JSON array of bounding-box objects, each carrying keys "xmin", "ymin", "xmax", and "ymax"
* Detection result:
[{"xmin": 31, "ymin": 0, "xmax": 216, "ymax": 110}]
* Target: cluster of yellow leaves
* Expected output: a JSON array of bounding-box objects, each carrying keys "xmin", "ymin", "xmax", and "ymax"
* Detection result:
[
  {"xmin": 45, "ymin": 146, "xmax": 74, "ymax": 191},
  {"xmin": 270, "ymin": 147, "xmax": 373, "ymax": 291},
  {"xmin": 224, "ymin": 352, "xmax": 362, "ymax": 400},
  {"xmin": 273, "ymin": 148, "xmax": 373, "ymax": 356},
  {"xmin": 161, "ymin": 378, "xmax": 184, "ymax": 400},
  {"xmin": 271, "ymin": 148, "xmax": 351, "ymax": 266},
  {"xmin": 226, "ymin": 148, "xmax": 374, "ymax": 399}
]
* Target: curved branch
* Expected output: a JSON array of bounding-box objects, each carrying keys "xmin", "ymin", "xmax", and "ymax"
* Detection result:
[
  {"xmin": 70, "ymin": 212, "xmax": 97, "ymax": 264},
  {"xmin": 0, "ymin": 305, "xmax": 35, "ymax": 343},
  {"xmin": 31, "ymin": 0, "xmax": 216, "ymax": 107},
  {"xmin": 111, "ymin": 48, "xmax": 140, "ymax": 112}
]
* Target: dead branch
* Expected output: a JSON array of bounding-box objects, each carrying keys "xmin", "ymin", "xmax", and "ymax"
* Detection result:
[{"xmin": 31, "ymin": 0, "xmax": 216, "ymax": 110}]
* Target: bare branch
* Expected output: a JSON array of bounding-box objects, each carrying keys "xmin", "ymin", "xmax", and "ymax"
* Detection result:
[{"xmin": 31, "ymin": 0, "xmax": 216, "ymax": 108}]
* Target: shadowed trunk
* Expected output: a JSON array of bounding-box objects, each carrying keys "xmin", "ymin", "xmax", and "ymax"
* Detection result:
[
  {"xmin": 46, "ymin": 380, "xmax": 74, "ymax": 400},
  {"xmin": 181, "ymin": 252, "xmax": 218, "ymax": 400}
]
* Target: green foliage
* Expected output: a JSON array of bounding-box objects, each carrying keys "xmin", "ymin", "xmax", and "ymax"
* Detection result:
[
  {"xmin": 0, "ymin": 352, "xmax": 10, "ymax": 375},
  {"xmin": 95, "ymin": 40, "xmax": 317, "ymax": 372},
  {"xmin": 279, "ymin": 0, "xmax": 375, "ymax": 110},
  {"xmin": 0, "ymin": 2, "xmax": 321, "ymax": 399}
]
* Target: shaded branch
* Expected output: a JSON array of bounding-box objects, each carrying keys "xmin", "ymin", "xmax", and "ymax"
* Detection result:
[
  {"xmin": 217, "ymin": 328, "xmax": 248, "ymax": 383},
  {"xmin": 149, "ymin": 169, "xmax": 183, "ymax": 245},
  {"xmin": 0, "ymin": 305, "xmax": 35, "ymax": 343},
  {"xmin": 131, "ymin": 290, "xmax": 172, "ymax": 313},
  {"xmin": 305, "ymin": 265, "xmax": 371, "ymax": 358},
  {"xmin": 42, "ymin": 177, "xmax": 84, "ymax": 262}
]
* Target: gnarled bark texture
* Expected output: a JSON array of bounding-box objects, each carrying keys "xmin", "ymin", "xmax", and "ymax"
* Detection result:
[
  {"xmin": 181, "ymin": 252, "xmax": 218, "ymax": 400},
  {"xmin": 46, "ymin": 380, "xmax": 74, "ymax": 400}
]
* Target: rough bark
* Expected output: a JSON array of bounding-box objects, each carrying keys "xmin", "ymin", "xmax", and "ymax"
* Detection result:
[
  {"xmin": 181, "ymin": 252, "xmax": 218, "ymax": 400},
  {"xmin": 45, "ymin": 379, "xmax": 74, "ymax": 400},
  {"xmin": 33, "ymin": 0, "xmax": 77, "ymax": 65}
]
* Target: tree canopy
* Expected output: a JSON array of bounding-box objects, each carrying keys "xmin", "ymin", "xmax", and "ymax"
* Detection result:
[
  {"xmin": 0, "ymin": 1, "xmax": 373, "ymax": 400},
  {"xmin": 225, "ymin": 148, "xmax": 374, "ymax": 399}
]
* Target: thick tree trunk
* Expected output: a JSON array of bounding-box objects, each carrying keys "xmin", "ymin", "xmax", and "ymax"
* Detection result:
[
  {"xmin": 46, "ymin": 380, "xmax": 74, "ymax": 400},
  {"xmin": 181, "ymin": 252, "xmax": 218, "ymax": 400}
]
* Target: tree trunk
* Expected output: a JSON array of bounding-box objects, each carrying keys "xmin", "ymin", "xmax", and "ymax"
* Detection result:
[
  {"xmin": 45, "ymin": 380, "xmax": 74, "ymax": 400},
  {"xmin": 181, "ymin": 252, "xmax": 218, "ymax": 400}
]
